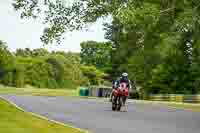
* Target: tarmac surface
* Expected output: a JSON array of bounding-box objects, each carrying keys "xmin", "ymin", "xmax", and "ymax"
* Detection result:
[{"xmin": 1, "ymin": 95, "xmax": 200, "ymax": 133}]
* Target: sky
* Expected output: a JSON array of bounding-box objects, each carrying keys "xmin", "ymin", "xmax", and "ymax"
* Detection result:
[{"xmin": 0, "ymin": 0, "xmax": 107, "ymax": 52}]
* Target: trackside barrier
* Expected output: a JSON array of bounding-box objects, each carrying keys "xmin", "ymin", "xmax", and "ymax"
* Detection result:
[
  {"xmin": 148, "ymin": 94, "xmax": 200, "ymax": 103},
  {"xmin": 88, "ymin": 86, "xmax": 112, "ymax": 98}
]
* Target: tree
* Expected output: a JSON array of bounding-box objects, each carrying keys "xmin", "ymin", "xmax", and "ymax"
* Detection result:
[
  {"xmin": 46, "ymin": 55, "xmax": 65, "ymax": 86},
  {"xmin": 0, "ymin": 40, "xmax": 13, "ymax": 69},
  {"xmin": 80, "ymin": 41, "xmax": 112, "ymax": 68},
  {"xmin": 15, "ymin": 48, "xmax": 32, "ymax": 57},
  {"xmin": 0, "ymin": 40, "xmax": 14, "ymax": 85},
  {"xmin": 32, "ymin": 48, "xmax": 49, "ymax": 56},
  {"xmin": 102, "ymin": 0, "xmax": 200, "ymax": 96},
  {"xmin": 12, "ymin": 0, "xmax": 141, "ymax": 44},
  {"xmin": 80, "ymin": 65, "xmax": 106, "ymax": 85},
  {"xmin": 12, "ymin": 0, "xmax": 200, "ymax": 44},
  {"xmin": 11, "ymin": 0, "xmax": 200, "ymax": 95},
  {"xmin": 14, "ymin": 64, "xmax": 25, "ymax": 88}
]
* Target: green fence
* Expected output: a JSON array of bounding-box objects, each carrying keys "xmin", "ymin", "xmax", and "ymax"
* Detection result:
[{"xmin": 148, "ymin": 94, "xmax": 200, "ymax": 103}]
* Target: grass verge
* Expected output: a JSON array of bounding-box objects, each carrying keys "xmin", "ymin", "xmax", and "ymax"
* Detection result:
[
  {"xmin": 0, "ymin": 98, "xmax": 85, "ymax": 133},
  {"xmin": 0, "ymin": 86, "xmax": 78, "ymax": 97}
]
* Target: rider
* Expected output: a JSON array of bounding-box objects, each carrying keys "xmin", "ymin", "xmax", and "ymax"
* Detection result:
[{"xmin": 110, "ymin": 72, "xmax": 132, "ymax": 102}]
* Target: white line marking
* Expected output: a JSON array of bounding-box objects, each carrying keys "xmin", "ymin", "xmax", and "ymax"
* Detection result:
[{"xmin": 0, "ymin": 96, "xmax": 89, "ymax": 133}]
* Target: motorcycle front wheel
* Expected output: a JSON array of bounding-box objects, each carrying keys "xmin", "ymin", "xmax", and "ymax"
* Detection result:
[
  {"xmin": 117, "ymin": 96, "xmax": 122, "ymax": 111},
  {"xmin": 112, "ymin": 96, "xmax": 117, "ymax": 111}
]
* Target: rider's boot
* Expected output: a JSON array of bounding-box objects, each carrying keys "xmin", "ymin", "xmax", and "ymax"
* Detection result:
[
  {"xmin": 122, "ymin": 101, "xmax": 128, "ymax": 112},
  {"xmin": 125, "ymin": 106, "xmax": 128, "ymax": 112},
  {"xmin": 125, "ymin": 101, "xmax": 128, "ymax": 112},
  {"xmin": 109, "ymin": 91, "xmax": 114, "ymax": 102},
  {"xmin": 109, "ymin": 94, "xmax": 112, "ymax": 102}
]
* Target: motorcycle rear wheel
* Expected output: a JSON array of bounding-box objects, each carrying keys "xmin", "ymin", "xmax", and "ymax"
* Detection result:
[{"xmin": 117, "ymin": 97, "xmax": 122, "ymax": 111}]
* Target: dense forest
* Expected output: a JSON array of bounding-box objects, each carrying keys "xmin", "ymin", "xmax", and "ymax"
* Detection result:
[
  {"xmin": 1, "ymin": 0, "xmax": 200, "ymax": 96},
  {"xmin": 0, "ymin": 40, "xmax": 106, "ymax": 89}
]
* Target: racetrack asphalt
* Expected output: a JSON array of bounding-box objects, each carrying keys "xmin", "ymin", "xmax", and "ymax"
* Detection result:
[{"xmin": 1, "ymin": 95, "xmax": 200, "ymax": 133}]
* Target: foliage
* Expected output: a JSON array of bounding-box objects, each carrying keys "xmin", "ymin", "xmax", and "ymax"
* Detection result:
[
  {"xmin": 7, "ymin": 0, "xmax": 200, "ymax": 95},
  {"xmin": 102, "ymin": 0, "xmax": 200, "ymax": 95},
  {"xmin": 80, "ymin": 41, "xmax": 112, "ymax": 68},
  {"xmin": 0, "ymin": 41, "xmax": 104, "ymax": 89},
  {"xmin": 12, "ymin": 0, "xmax": 135, "ymax": 44},
  {"xmin": 0, "ymin": 40, "xmax": 14, "ymax": 71},
  {"xmin": 80, "ymin": 65, "xmax": 106, "ymax": 85},
  {"xmin": 16, "ymin": 48, "xmax": 49, "ymax": 57},
  {"xmin": 0, "ymin": 40, "xmax": 14, "ymax": 86}
]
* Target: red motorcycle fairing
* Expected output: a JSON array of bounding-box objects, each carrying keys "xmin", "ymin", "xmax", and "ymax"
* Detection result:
[{"xmin": 113, "ymin": 82, "xmax": 129, "ymax": 97}]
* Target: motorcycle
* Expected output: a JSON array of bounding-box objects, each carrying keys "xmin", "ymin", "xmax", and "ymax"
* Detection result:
[{"xmin": 111, "ymin": 82, "xmax": 129, "ymax": 111}]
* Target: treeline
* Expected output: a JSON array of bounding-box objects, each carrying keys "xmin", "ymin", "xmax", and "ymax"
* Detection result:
[
  {"xmin": 80, "ymin": 1, "xmax": 200, "ymax": 95},
  {"xmin": 104, "ymin": 1, "xmax": 200, "ymax": 96},
  {"xmin": 81, "ymin": 38, "xmax": 200, "ymax": 96},
  {"xmin": 3, "ymin": 0, "xmax": 200, "ymax": 95},
  {"xmin": 0, "ymin": 40, "xmax": 105, "ymax": 89}
]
